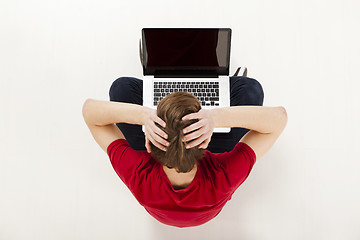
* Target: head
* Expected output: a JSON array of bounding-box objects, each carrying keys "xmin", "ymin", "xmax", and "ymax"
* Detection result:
[{"xmin": 150, "ymin": 92, "xmax": 204, "ymax": 173}]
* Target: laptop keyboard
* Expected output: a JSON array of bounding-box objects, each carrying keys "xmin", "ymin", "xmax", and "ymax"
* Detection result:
[{"xmin": 153, "ymin": 81, "xmax": 220, "ymax": 106}]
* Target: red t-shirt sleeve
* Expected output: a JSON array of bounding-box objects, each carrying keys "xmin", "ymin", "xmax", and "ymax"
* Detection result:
[
  {"xmin": 107, "ymin": 139, "xmax": 144, "ymax": 189},
  {"xmin": 215, "ymin": 142, "xmax": 256, "ymax": 190}
]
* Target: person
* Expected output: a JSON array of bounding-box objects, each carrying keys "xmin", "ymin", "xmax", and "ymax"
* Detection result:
[{"xmin": 82, "ymin": 75, "xmax": 287, "ymax": 228}]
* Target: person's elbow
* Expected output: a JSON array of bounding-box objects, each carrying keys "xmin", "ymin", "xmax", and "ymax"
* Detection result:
[
  {"xmin": 82, "ymin": 98, "xmax": 95, "ymax": 124},
  {"xmin": 277, "ymin": 106, "xmax": 288, "ymax": 132}
]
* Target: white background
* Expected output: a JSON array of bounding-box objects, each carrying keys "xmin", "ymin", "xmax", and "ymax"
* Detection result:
[{"xmin": 1, "ymin": 0, "xmax": 360, "ymax": 239}]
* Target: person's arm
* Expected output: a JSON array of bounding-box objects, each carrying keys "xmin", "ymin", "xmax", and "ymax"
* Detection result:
[
  {"xmin": 213, "ymin": 106, "xmax": 287, "ymax": 159},
  {"xmin": 82, "ymin": 99, "xmax": 168, "ymax": 152},
  {"xmin": 182, "ymin": 106, "xmax": 287, "ymax": 159}
]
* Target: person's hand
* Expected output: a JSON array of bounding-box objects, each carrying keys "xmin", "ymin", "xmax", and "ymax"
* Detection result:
[
  {"xmin": 181, "ymin": 109, "xmax": 215, "ymax": 149},
  {"xmin": 143, "ymin": 107, "xmax": 169, "ymax": 153}
]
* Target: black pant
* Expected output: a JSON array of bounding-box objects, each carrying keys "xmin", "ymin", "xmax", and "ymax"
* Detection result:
[{"xmin": 109, "ymin": 76, "xmax": 264, "ymax": 153}]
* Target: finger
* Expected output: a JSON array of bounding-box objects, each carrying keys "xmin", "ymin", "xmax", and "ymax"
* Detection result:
[
  {"xmin": 198, "ymin": 138, "xmax": 211, "ymax": 149},
  {"xmin": 183, "ymin": 120, "xmax": 203, "ymax": 134},
  {"xmin": 150, "ymin": 128, "xmax": 169, "ymax": 147},
  {"xmin": 153, "ymin": 115, "xmax": 166, "ymax": 128},
  {"xmin": 183, "ymin": 126, "xmax": 204, "ymax": 142},
  {"xmin": 145, "ymin": 122, "xmax": 169, "ymax": 147},
  {"xmin": 148, "ymin": 132, "xmax": 168, "ymax": 151},
  {"xmin": 144, "ymin": 131, "xmax": 149, "ymax": 147},
  {"xmin": 198, "ymin": 143, "xmax": 206, "ymax": 149},
  {"xmin": 186, "ymin": 135, "xmax": 208, "ymax": 149},
  {"xmin": 182, "ymin": 112, "xmax": 201, "ymax": 121},
  {"xmin": 145, "ymin": 137, "xmax": 151, "ymax": 153},
  {"xmin": 147, "ymin": 134, "xmax": 167, "ymax": 152},
  {"xmin": 152, "ymin": 122, "xmax": 168, "ymax": 140},
  {"xmin": 198, "ymin": 138, "xmax": 209, "ymax": 149}
]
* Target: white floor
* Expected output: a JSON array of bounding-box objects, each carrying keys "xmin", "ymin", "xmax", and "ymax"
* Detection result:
[{"xmin": 1, "ymin": 0, "xmax": 360, "ymax": 239}]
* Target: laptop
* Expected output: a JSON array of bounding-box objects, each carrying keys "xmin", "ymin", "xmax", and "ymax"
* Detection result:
[{"xmin": 141, "ymin": 28, "xmax": 231, "ymax": 133}]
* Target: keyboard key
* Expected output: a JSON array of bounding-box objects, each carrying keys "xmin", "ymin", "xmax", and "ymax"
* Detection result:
[
  {"xmin": 211, "ymin": 101, "xmax": 215, "ymax": 106},
  {"xmin": 210, "ymin": 97, "xmax": 219, "ymax": 101},
  {"xmin": 215, "ymin": 103, "xmax": 219, "ymax": 106}
]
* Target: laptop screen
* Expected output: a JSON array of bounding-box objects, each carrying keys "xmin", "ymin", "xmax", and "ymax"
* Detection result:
[{"xmin": 142, "ymin": 28, "xmax": 231, "ymax": 76}]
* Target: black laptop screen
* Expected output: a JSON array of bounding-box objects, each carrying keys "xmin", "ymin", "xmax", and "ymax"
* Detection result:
[{"xmin": 142, "ymin": 28, "xmax": 231, "ymax": 76}]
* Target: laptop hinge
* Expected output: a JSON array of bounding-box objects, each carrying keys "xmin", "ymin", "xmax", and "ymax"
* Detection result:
[{"xmin": 154, "ymin": 73, "xmax": 219, "ymax": 78}]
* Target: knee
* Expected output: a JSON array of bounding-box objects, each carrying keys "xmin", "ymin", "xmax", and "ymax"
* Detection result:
[
  {"xmin": 231, "ymin": 76, "xmax": 264, "ymax": 106},
  {"xmin": 243, "ymin": 78, "xmax": 264, "ymax": 106},
  {"xmin": 109, "ymin": 77, "xmax": 136, "ymax": 102},
  {"xmin": 245, "ymin": 77, "xmax": 263, "ymax": 96},
  {"xmin": 110, "ymin": 77, "xmax": 133, "ymax": 94}
]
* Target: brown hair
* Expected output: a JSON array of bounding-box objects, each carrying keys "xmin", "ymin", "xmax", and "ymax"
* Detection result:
[{"xmin": 150, "ymin": 92, "xmax": 204, "ymax": 173}]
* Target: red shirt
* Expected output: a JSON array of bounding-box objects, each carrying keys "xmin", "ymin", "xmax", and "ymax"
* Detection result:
[{"xmin": 107, "ymin": 139, "xmax": 256, "ymax": 228}]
